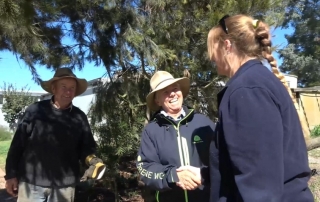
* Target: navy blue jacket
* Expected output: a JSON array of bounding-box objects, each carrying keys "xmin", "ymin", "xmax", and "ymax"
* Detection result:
[
  {"xmin": 209, "ymin": 59, "xmax": 313, "ymax": 202},
  {"xmin": 137, "ymin": 106, "xmax": 218, "ymax": 202}
]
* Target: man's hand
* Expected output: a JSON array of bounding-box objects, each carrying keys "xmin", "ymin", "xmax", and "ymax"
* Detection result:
[
  {"xmin": 176, "ymin": 166, "xmax": 201, "ymax": 190},
  {"xmin": 81, "ymin": 156, "xmax": 106, "ymax": 182},
  {"xmin": 5, "ymin": 178, "xmax": 18, "ymax": 197}
]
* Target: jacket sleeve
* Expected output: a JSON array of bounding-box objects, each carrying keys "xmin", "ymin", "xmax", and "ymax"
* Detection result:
[
  {"xmin": 136, "ymin": 129, "xmax": 179, "ymax": 191},
  {"xmin": 5, "ymin": 107, "xmax": 33, "ymax": 180},
  {"xmin": 79, "ymin": 113, "xmax": 97, "ymax": 166},
  {"xmin": 224, "ymin": 87, "xmax": 284, "ymax": 201}
]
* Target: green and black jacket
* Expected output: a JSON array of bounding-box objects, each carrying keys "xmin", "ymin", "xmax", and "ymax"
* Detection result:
[{"xmin": 136, "ymin": 106, "xmax": 218, "ymax": 202}]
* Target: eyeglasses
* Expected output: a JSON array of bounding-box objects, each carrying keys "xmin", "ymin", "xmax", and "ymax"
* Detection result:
[{"xmin": 219, "ymin": 15, "xmax": 230, "ymax": 34}]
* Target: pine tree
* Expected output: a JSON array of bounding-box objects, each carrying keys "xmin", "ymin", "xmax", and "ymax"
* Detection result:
[
  {"xmin": 0, "ymin": 1, "xmax": 291, "ymax": 200},
  {"xmin": 279, "ymin": 0, "xmax": 320, "ymax": 87}
]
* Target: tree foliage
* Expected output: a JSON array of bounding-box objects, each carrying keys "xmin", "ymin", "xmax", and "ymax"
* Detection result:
[
  {"xmin": 1, "ymin": 83, "xmax": 38, "ymax": 131},
  {"xmin": 88, "ymin": 73, "xmax": 149, "ymax": 200},
  {"xmin": 0, "ymin": 0, "xmax": 291, "ymax": 200},
  {"xmin": 279, "ymin": 0, "xmax": 320, "ymax": 87},
  {"xmin": 0, "ymin": 1, "xmax": 57, "ymax": 82}
]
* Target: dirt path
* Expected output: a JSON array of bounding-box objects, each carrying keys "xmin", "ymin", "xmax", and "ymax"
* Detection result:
[
  {"xmin": 310, "ymin": 156, "xmax": 320, "ymax": 165},
  {"xmin": 308, "ymin": 148, "xmax": 320, "ymax": 202},
  {"xmin": 0, "ymin": 168, "xmax": 5, "ymax": 189}
]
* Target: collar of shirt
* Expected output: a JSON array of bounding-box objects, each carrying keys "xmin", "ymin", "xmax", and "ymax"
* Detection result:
[
  {"xmin": 51, "ymin": 96, "xmax": 73, "ymax": 112},
  {"xmin": 160, "ymin": 108, "xmax": 185, "ymax": 121}
]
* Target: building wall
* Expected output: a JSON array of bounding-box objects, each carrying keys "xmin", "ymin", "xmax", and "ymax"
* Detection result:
[
  {"xmin": 285, "ymin": 74, "xmax": 298, "ymax": 89},
  {"xmin": 0, "ymin": 104, "xmax": 9, "ymax": 128},
  {"xmin": 296, "ymin": 92, "xmax": 320, "ymax": 135}
]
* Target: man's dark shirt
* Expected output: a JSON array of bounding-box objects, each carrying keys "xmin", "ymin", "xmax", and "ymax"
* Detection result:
[{"xmin": 5, "ymin": 98, "xmax": 96, "ymax": 187}]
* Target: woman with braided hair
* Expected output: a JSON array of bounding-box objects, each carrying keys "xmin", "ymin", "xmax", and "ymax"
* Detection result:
[{"xmin": 207, "ymin": 15, "xmax": 314, "ymax": 202}]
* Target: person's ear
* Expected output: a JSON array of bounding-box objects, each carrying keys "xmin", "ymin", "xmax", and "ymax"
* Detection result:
[{"xmin": 224, "ymin": 39, "xmax": 232, "ymax": 53}]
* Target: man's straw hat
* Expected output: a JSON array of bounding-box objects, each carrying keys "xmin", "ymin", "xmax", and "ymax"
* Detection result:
[{"xmin": 41, "ymin": 68, "xmax": 88, "ymax": 96}]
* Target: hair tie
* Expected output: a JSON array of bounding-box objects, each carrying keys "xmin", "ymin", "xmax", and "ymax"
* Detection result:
[{"xmin": 252, "ymin": 19, "xmax": 259, "ymax": 29}]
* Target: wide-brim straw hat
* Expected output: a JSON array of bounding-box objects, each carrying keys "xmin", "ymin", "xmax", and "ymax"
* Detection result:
[
  {"xmin": 41, "ymin": 68, "xmax": 88, "ymax": 96},
  {"xmin": 146, "ymin": 71, "xmax": 190, "ymax": 111}
]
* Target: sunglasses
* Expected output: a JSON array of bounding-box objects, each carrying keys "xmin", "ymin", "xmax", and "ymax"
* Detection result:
[{"xmin": 219, "ymin": 15, "xmax": 230, "ymax": 34}]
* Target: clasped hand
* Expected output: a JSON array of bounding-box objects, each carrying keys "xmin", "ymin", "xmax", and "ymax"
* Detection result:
[
  {"xmin": 176, "ymin": 166, "xmax": 201, "ymax": 190},
  {"xmin": 5, "ymin": 178, "xmax": 18, "ymax": 197}
]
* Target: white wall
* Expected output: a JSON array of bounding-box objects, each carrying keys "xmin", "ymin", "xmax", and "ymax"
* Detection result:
[
  {"xmin": 284, "ymin": 74, "xmax": 298, "ymax": 88},
  {"xmin": 72, "ymin": 88, "xmax": 96, "ymax": 115},
  {"xmin": 0, "ymin": 104, "xmax": 9, "ymax": 129}
]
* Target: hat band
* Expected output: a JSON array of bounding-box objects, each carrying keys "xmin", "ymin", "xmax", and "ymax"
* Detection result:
[{"xmin": 154, "ymin": 78, "xmax": 174, "ymax": 89}]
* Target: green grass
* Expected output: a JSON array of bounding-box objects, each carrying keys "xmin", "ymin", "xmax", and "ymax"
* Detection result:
[
  {"xmin": 311, "ymin": 125, "xmax": 320, "ymax": 138},
  {"xmin": 0, "ymin": 140, "xmax": 11, "ymax": 170},
  {"xmin": 0, "ymin": 126, "xmax": 12, "ymax": 141}
]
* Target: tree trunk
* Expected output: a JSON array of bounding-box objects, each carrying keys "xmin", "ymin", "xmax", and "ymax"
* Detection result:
[{"xmin": 306, "ymin": 137, "xmax": 320, "ymax": 151}]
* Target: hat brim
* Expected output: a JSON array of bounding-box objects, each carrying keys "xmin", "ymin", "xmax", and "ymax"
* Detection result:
[
  {"xmin": 41, "ymin": 76, "xmax": 88, "ymax": 96},
  {"xmin": 146, "ymin": 77, "xmax": 190, "ymax": 111}
]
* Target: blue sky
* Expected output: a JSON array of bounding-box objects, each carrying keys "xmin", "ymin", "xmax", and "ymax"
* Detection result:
[{"xmin": 0, "ymin": 27, "xmax": 293, "ymax": 92}]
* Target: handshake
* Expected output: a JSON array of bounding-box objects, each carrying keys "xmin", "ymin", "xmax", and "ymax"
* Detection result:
[{"xmin": 176, "ymin": 166, "xmax": 201, "ymax": 190}]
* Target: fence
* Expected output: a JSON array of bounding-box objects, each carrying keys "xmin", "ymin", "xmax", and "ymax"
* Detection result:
[{"xmin": 293, "ymin": 87, "xmax": 320, "ymax": 138}]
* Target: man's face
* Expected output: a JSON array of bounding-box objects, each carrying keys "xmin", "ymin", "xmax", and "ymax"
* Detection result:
[
  {"xmin": 155, "ymin": 83, "xmax": 183, "ymax": 114},
  {"xmin": 52, "ymin": 78, "xmax": 76, "ymax": 108}
]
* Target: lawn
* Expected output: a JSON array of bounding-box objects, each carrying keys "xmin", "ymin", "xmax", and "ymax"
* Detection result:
[{"xmin": 0, "ymin": 140, "xmax": 11, "ymax": 170}]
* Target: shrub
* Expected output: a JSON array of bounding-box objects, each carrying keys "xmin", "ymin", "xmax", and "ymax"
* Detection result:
[
  {"xmin": 311, "ymin": 125, "xmax": 320, "ymax": 138},
  {"xmin": 0, "ymin": 126, "xmax": 12, "ymax": 141}
]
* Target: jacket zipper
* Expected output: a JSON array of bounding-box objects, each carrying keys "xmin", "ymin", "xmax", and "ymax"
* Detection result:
[{"xmin": 157, "ymin": 109, "xmax": 193, "ymax": 202}]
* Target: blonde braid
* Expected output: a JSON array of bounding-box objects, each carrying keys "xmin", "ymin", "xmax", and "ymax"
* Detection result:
[
  {"xmin": 255, "ymin": 21, "xmax": 309, "ymax": 138},
  {"xmin": 264, "ymin": 50, "xmax": 296, "ymax": 104}
]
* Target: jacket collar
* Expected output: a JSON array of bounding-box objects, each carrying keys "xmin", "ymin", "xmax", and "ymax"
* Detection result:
[
  {"xmin": 152, "ymin": 105, "xmax": 194, "ymax": 125},
  {"xmin": 160, "ymin": 108, "xmax": 186, "ymax": 121}
]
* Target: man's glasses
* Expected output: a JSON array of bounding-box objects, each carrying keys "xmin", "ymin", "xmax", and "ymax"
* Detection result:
[{"xmin": 219, "ymin": 15, "xmax": 230, "ymax": 34}]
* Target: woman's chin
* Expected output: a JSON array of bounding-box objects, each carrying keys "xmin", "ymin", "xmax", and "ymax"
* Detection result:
[{"xmin": 169, "ymin": 106, "xmax": 182, "ymax": 112}]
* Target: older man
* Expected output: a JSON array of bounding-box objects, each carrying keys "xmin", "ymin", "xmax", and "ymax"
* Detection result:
[{"xmin": 4, "ymin": 68, "xmax": 106, "ymax": 202}]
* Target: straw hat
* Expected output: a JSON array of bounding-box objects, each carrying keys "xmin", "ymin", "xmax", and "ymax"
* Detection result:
[
  {"xmin": 41, "ymin": 68, "xmax": 88, "ymax": 96},
  {"xmin": 146, "ymin": 71, "xmax": 190, "ymax": 111}
]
